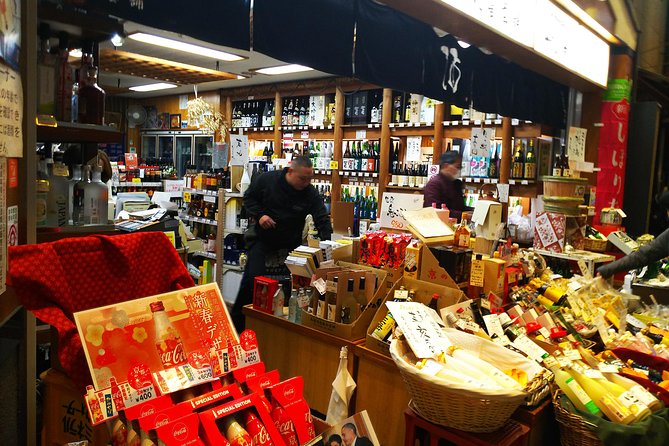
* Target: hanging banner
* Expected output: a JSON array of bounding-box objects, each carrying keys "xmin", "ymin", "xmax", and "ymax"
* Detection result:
[
  {"xmin": 470, "ymin": 128, "xmax": 494, "ymax": 157},
  {"xmin": 229, "ymin": 134, "xmax": 249, "ymax": 166},
  {"xmin": 0, "ymin": 64, "xmax": 23, "ymax": 157}
]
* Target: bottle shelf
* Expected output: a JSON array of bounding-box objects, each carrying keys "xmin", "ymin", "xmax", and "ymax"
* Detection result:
[
  {"xmin": 313, "ymin": 169, "xmax": 333, "ymax": 176},
  {"xmin": 338, "ymin": 171, "xmax": 379, "ymax": 178},
  {"xmin": 388, "ymin": 122, "xmax": 434, "ymax": 128},
  {"xmin": 231, "ymin": 126, "xmax": 275, "ymax": 132},
  {"xmin": 385, "ymin": 185, "xmax": 425, "ymax": 191},
  {"xmin": 37, "ymin": 120, "xmax": 124, "ymax": 144},
  {"xmin": 183, "ymin": 188, "xmax": 219, "ymax": 197},
  {"xmin": 461, "ymin": 178, "xmax": 537, "ymax": 185},
  {"xmin": 117, "ymin": 182, "xmax": 163, "ymax": 187},
  {"xmin": 193, "ymin": 250, "xmax": 217, "ymax": 260},
  {"xmin": 180, "ymin": 215, "xmax": 218, "ymax": 226},
  {"xmin": 222, "ymin": 264, "xmax": 244, "ymax": 271}
]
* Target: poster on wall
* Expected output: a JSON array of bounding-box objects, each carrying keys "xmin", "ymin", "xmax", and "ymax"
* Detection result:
[
  {"xmin": 0, "ymin": 63, "xmax": 23, "ymax": 157},
  {"xmin": 229, "ymin": 134, "xmax": 249, "ymax": 166},
  {"xmin": 0, "ymin": 0, "xmax": 20, "ymax": 70}
]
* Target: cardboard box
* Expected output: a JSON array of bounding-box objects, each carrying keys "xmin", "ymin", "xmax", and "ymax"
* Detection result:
[
  {"xmin": 472, "ymin": 200, "xmax": 503, "ymax": 240},
  {"xmin": 534, "ymin": 211, "xmax": 566, "ymax": 252},
  {"xmin": 428, "ymin": 246, "xmax": 472, "ymax": 284},
  {"xmin": 418, "ymin": 245, "xmax": 460, "ymax": 289},
  {"xmin": 300, "ymin": 262, "xmax": 388, "ymax": 341},
  {"xmin": 483, "ymin": 257, "xmax": 506, "ymax": 297},
  {"xmin": 365, "ymin": 277, "xmax": 466, "ymax": 357},
  {"xmin": 473, "ymin": 237, "xmax": 495, "ymax": 256}
]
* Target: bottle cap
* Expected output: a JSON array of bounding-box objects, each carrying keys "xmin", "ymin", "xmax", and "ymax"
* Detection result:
[
  {"xmin": 550, "ymin": 327, "xmax": 568, "ymax": 339},
  {"xmin": 525, "ymin": 321, "xmax": 541, "ymax": 334},
  {"xmin": 150, "ymin": 301, "xmax": 165, "ymax": 312}
]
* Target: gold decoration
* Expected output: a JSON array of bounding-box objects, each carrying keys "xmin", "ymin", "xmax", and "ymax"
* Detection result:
[{"xmin": 187, "ymin": 97, "xmax": 228, "ymax": 138}]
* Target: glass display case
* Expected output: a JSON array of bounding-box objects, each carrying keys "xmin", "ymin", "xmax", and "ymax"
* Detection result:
[{"xmin": 140, "ymin": 130, "xmax": 214, "ymax": 178}]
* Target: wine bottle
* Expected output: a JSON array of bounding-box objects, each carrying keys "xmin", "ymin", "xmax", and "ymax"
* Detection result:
[
  {"xmin": 524, "ymin": 139, "xmax": 536, "ymax": 179},
  {"xmin": 552, "ymin": 149, "xmax": 562, "ymax": 177},
  {"xmin": 568, "ymin": 367, "xmax": 635, "ymax": 424},
  {"xmin": 340, "ymin": 278, "xmax": 359, "ymax": 324},
  {"xmin": 549, "ymin": 365, "xmax": 602, "ymax": 416},
  {"xmin": 512, "ymin": 140, "xmax": 524, "ymax": 179},
  {"xmin": 326, "ymin": 276, "xmax": 339, "ymax": 322}
]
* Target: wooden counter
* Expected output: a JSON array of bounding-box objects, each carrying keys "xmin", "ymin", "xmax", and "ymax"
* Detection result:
[
  {"xmin": 352, "ymin": 344, "xmax": 409, "ymax": 446},
  {"xmin": 243, "ymin": 305, "xmax": 358, "ymax": 415}
]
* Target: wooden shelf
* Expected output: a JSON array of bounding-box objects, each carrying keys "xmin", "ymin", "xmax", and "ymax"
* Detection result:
[
  {"xmin": 37, "ymin": 121, "xmax": 124, "ymax": 144},
  {"xmin": 385, "ymin": 185, "xmax": 425, "ymax": 192}
]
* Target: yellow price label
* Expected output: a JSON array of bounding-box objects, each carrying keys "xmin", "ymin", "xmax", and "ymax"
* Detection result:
[
  {"xmin": 132, "ymin": 177, "xmax": 142, "ymax": 183},
  {"xmin": 183, "ymin": 192, "xmax": 191, "ymax": 203},
  {"xmin": 329, "ymin": 160, "xmax": 339, "ymax": 170}
]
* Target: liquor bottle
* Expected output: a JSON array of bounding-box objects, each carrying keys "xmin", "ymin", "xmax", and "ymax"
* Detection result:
[
  {"xmin": 488, "ymin": 143, "xmax": 498, "ymax": 178},
  {"xmin": 36, "ymin": 155, "xmax": 50, "ymax": 228},
  {"xmin": 288, "ymin": 290, "xmax": 299, "ymax": 323},
  {"xmin": 355, "ymin": 276, "xmax": 368, "ymax": 308},
  {"xmin": 151, "ymin": 300, "xmax": 187, "ymax": 368},
  {"xmin": 281, "ymin": 99, "xmax": 288, "ymax": 126},
  {"xmin": 552, "ymin": 149, "xmax": 562, "ymax": 177},
  {"xmin": 72, "ymin": 165, "xmax": 88, "ymax": 226},
  {"xmin": 340, "ymin": 278, "xmax": 359, "ymax": 324},
  {"xmin": 222, "ymin": 416, "xmax": 253, "ymax": 446},
  {"xmin": 461, "ymin": 141, "xmax": 471, "ymax": 178},
  {"xmin": 207, "ymin": 228, "xmax": 217, "ymax": 252},
  {"xmin": 261, "ymin": 101, "xmax": 270, "ymax": 127},
  {"xmin": 55, "ymin": 35, "xmax": 74, "ymax": 122},
  {"xmin": 68, "ymin": 164, "xmax": 82, "ymax": 225},
  {"xmin": 560, "ymin": 146, "xmax": 571, "ymax": 177},
  {"xmin": 511, "ymin": 140, "xmax": 524, "ymax": 179},
  {"xmin": 408, "ymin": 163, "xmax": 416, "ymax": 188},
  {"xmin": 245, "ymin": 411, "xmax": 274, "ymax": 446},
  {"xmin": 293, "ymin": 99, "xmax": 300, "ymax": 126},
  {"xmin": 84, "ymin": 166, "xmax": 108, "ymax": 225},
  {"xmin": 393, "ymin": 92, "xmax": 403, "ymax": 123},
  {"xmin": 71, "ymin": 69, "xmax": 79, "ymax": 123},
  {"xmin": 46, "ymin": 151, "xmax": 69, "ymax": 227},
  {"xmin": 78, "ymin": 66, "xmax": 106, "ymax": 125},
  {"xmin": 361, "ymin": 140, "xmax": 369, "ymax": 172},
  {"xmin": 606, "ymin": 373, "xmax": 662, "ymax": 412},
  {"xmin": 455, "ymin": 218, "xmax": 471, "ymax": 248},
  {"xmin": 37, "ymin": 29, "xmax": 57, "ymax": 116},
  {"xmin": 568, "ymin": 367, "xmax": 634, "ymax": 424},
  {"xmin": 524, "ymin": 139, "xmax": 536, "ymax": 179},
  {"xmin": 548, "ymin": 364, "xmax": 602, "ymax": 416},
  {"xmin": 343, "ymin": 141, "xmax": 351, "ymax": 171},
  {"xmin": 326, "ymin": 276, "xmax": 339, "ymax": 322},
  {"xmin": 299, "ymin": 98, "xmax": 307, "ymax": 126},
  {"xmin": 404, "ymin": 94, "xmax": 411, "ymax": 122},
  {"xmin": 370, "ymin": 90, "xmax": 380, "ymax": 123}
]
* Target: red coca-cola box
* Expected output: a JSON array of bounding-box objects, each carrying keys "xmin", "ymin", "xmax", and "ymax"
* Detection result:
[
  {"xmin": 187, "ymin": 383, "xmax": 244, "ymax": 412},
  {"xmin": 199, "ymin": 393, "xmax": 283, "ymax": 446},
  {"xmin": 155, "ymin": 412, "xmax": 205, "ymax": 446},
  {"xmin": 121, "ymin": 395, "xmax": 173, "ymax": 444},
  {"xmin": 244, "ymin": 370, "xmax": 280, "ymax": 413},
  {"xmin": 266, "ymin": 376, "xmax": 316, "ymax": 445},
  {"xmin": 252, "ymin": 276, "xmax": 279, "ymax": 314},
  {"xmin": 138, "ymin": 402, "xmax": 192, "ymax": 443},
  {"xmin": 232, "ymin": 361, "xmax": 266, "ymax": 384}
]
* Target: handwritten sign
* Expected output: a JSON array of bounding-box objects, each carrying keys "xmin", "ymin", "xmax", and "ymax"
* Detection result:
[
  {"xmin": 496, "ymin": 183, "xmax": 509, "ymax": 203},
  {"xmin": 470, "ymin": 257, "xmax": 484, "ymax": 287},
  {"xmin": 406, "ymin": 136, "xmax": 422, "ymax": 162},
  {"xmin": 230, "ymin": 134, "xmax": 249, "ymax": 166},
  {"xmin": 379, "ymin": 192, "xmax": 423, "ymax": 230},
  {"xmin": 568, "ymin": 127, "xmax": 587, "ymax": 162},
  {"xmin": 0, "ymin": 65, "xmax": 23, "ymax": 157},
  {"xmin": 386, "ymin": 301, "xmax": 451, "ymax": 359},
  {"xmin": 470, "ymin": 127, "xmax": 494, "ymax": 157}
]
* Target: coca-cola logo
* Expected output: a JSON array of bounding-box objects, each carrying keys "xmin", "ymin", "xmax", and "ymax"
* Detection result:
[
  {"xmin": 260, "ymin": 378, "xmax": 271, "ymax": 387},
  {"xmin": 276, "ymin": 419, "xmax": 295, "ymax": 435},
  {"xmin": 283, "ymin": 385, "xmax": 296, "ymax": 400},
  {"xmin": 155, "ymin": 414, "xmax": 170, "ymax": 428},
  {"xmin": 252, "ymin": 427, "xmax": 271, "ymax": 445},
  {"xmin": 157, "ymin": 341, "xmax": 186, "ymax": 367},
  {"xmin": 245, "ymin": 370, "xmax": 257, "ymax": 379},
  {"xmin": 140, "ymin": 406, "xmax": 156, "ymax": 418},
  {"xmin": 172, "ymin": 422, "xmax": 189, "ymax": 441}
]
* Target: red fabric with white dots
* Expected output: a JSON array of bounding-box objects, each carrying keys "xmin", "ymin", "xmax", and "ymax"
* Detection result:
[{"xmin": 7, "ymin": 232, "xmax": 195, "ymax": 390}]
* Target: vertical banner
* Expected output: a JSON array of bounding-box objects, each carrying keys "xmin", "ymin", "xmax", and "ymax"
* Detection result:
[{"xmin": 595, "ymin": 79, "xmax": 631, "ymax": 224}]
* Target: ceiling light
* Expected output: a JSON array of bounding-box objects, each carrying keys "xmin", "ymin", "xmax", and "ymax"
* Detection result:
[
  {"xmin": 111, "ymin": 33, "xmax": 124, "ymax": 47},
  {"xmin": 69, "ymin": 49, "xmax": 82, "ymax": 58},
  {"xmin": 128, "ymin": 32, "xmax": 244, "ymax": 62},
  {"xmin": 457, "ymin": 40, "xmax": 471, "ymax": 49},
  {"xmin": 129, "ymin": 83, "xmax": 178, "ymax": 92},
  {"xmin": 255, "ymin": 64, "xmax": 314, "ymax": 75}
]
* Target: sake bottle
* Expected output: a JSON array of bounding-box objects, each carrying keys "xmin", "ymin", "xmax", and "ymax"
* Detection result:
[{"xmin": 568, "ymin": 367, "xmax": 634, "ymax": 424}]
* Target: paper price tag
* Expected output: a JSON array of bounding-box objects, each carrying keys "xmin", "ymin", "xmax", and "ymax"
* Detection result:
[
  {"xmin": 538, "ymin": 327, "xmax": 552, "ymax": 339},
  {"xmin": 329, "ymin": 160, "xmax": 339, "ymax": 170},
  {"xmin": 497, "ymin": 183, "xmax": 510, "ymax": 203},
  {"xmin": 470, "ymin": 258, "xmax": 484, "ymax": 287},
  {"xmin": 125, "ymin": 385, "xmax": 157, "ymax": 407},
  {"xmin": 565, "ymin": 349, "xmax": 583, "ymax": 361},
  {"xmin": 577, "ymin": 259, "xmax": 592, "ymax": 279},
  {"xmin": 482, "ymin": 314, "xmax": 504, "ymax": 338},
  {"xmin": 312, "ymin": 278, "xmax": 327, "ymax": 295},
  {"xmin": 183, "ymin": 192, "xmax": 191, "ymax": 203},
  {"xmin": 356, "ymin": 130, "xmax": 367, "ymax": 139},
  {"xmin": 406, "ymin": 136, "xmax": 422, "ymax": 162},
  {"xmin": 598, "ymin": 363, "xmax": 619, "ymax": 373},
  {"xmin": 325, "ymin": 280, "xmax": 337, "ymax": 293},
  {"xmin": 132, "ymin": 177, "xmax": 142, "ymax": 183},
  {"xmin": 386, "ymin": 301, "xmax": 453, "ymax": 358},
  {"xmin": 584, "ymin": 368, "xmax": 606, "ymax": 380}
]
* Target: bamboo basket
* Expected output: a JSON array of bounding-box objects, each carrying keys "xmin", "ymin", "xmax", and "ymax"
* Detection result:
[
  {"xmin": 390, "ymin": 338, "xmax": 528, "ymax": 433},
  {"xmin": 583, "ymin": 238, "xmax": 608, "ymax": 253},
  {"xmin": 552, "ymin": 388, "xmax": 602, "ymax": 446}
]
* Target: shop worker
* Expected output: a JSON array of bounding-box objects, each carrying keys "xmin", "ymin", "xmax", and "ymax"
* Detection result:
[
  {"xmin": 598, "ymin": 191, "xmax": 669, "ymax": 279},
  {"xmin": 423, "ymin": 150, "xmax": 469, "ymax": 220},
  {"xmin": 231, "ymin": 156, "xmax": 332, "ymax": 331}
]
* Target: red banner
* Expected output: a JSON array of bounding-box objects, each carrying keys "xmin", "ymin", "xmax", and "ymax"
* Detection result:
[{"xmin": 595, "ymin": 98, "xmax": 630, "ymax": 224}]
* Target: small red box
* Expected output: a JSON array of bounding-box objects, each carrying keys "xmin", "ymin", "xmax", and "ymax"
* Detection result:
[
  {"xmin": 155, "ymin": 412, "xmax": 205, "ymax": 446},
  {"xmin": 534, "ymin": 212, "xmax": 566, "ymax": 253},
  {"xmin": 138, "ymin": 402, "xmax": 192, "ymax": 442},
  {"xmin": 252, "ymin": 277, "xmax": 279, "ymax": 314},
  {"xmin": 186, "ymin": 384, "xmax": 244, "ymax": 412},
  {"xmin": 232, "ymin": 362, "xmax": 266, "ymax": 384},
  {"xmin": 265, "ymin": 376, "xmax": 316, "ymax": 445}
]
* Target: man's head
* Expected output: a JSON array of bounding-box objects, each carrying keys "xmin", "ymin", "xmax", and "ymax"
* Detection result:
[
  {"xmin": 439, "ymin": 150, "xmax": 462, "ymax": 180},
  {"xmin": 286, "ymin": 155, "xmax": 314, "ymax": 190},
  {"xmin": 327, "ymin": 434, "xmax": 343, "ymax": 446},
  {"xmin": 341, "ymin": 423, "xmax": 358, "ymax": 446}
]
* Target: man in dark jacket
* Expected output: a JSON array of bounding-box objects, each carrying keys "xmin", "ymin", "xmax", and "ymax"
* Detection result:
[
  {"xmin": 423, "ymin": 151, "xmax": 469, "ymax": 220},
  {"xmin": 231, "ymin": 156, "xmax": 332, "ymax": 330}
]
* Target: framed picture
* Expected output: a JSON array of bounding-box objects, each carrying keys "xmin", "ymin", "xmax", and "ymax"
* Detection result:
[
  {"xmin": 170, "ymin": 113, "xmax": 181, "ymax": 129},
  {"xmin": 158, "ymin": 112, "xmax": 170, "ymax": 129}
]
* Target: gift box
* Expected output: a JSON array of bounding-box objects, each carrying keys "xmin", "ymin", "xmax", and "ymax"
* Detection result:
[{"xmin": 533, "ymin": 212, "xmax": 566, "ymax": 252}]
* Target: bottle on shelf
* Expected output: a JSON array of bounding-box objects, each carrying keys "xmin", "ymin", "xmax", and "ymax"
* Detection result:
[
  {"xmin": 524, "ymin": 138, "xmax": 536, "ymax": 179},
  {"xmin": 455, "ymin": 218, "xmax": 471, "ymax": 248},
  {"xmin": 560, "ymin": 145, "xmax": 571, "ymax": 177},
  {"xmin": 511, "ymin": 139, "xmax": 525, "ymax": 179},
  {"xmin": 340, "ymin": 278, "xmax": 360, "ymax": 324},
  {"xmin": 77, "ymin": 66, "xmax": 105, "ymax": 125},
  {"xmin": 83, "ymin": 165, "xmax": 108, "ymax": 225},
  {"xmin": 552, "ymin": 148, "xmax": 563, "ymax": 177},
  {"xmin": 46, "ymin": 151, "xmax": 69, "ymax": 227},
  {"xmin": 488, "ymin": 142, "xmax": 499, "ymax": 178}
]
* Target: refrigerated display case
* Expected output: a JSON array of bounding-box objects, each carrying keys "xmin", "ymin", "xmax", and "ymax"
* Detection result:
[{"xmin": 140, "ymin": 130, "xmax": 215, "ymax": 178}]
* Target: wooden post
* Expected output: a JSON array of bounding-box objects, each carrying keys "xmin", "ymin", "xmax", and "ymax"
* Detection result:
[
  {"xmin": 378, "ymin": 88, "xmax": 393, "ymax": 215},
  {"xmin": 223, "ymin": 96, "xmax": 232, "ymax": 163},
  {"xmin": 433, "ymin": 102, "xmax": 445, "ymax": 162},
  {"xmin": 331, "ymin": 86, "xmax": 345, "ymax": 204},
  {"xmin": 500, "ymin": 117, "xmax": 513, "ymax": 222}
]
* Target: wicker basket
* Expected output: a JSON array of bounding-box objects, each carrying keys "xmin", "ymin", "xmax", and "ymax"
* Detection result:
[
  {"xmin": 583, "ymin": 238, "xmax": 608, "ymax": 253},
  {"xmin": 389, "ymin": 338, "xmax": 528, "ymax": 433},
  {"xmin": 552, "ymin": 388, "xmax": 602, "ymax": 446}
]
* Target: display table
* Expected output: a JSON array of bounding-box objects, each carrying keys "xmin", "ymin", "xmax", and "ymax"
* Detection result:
[
  {"xmin": 535, "ymin": 249, "xmax": 615, "ymax": 276},
  {"xmin": 352, "ymin": 344, "xmax": 410, "ymax": 446},
  {"xmin": 243, "ymin": 305, "xmax": 357, "ymax": 415}
]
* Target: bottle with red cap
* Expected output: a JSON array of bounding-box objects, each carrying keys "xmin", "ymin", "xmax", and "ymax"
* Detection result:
[
  {"xmin": 222, "ymin": 416, "xmax": 253, "ymax": 446},
  {"xmin": 151, "ymin": 300, "xmax": 187, "ymax": 368},
  {"xmin": 245, "ymin": 411, "xmax": 275, "ymax": 446}
]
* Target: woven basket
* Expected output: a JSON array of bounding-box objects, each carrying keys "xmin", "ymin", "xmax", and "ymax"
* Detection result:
[
  {"xmin": 552, "ymin": 388, "xmax": 602, "ymax": 446},
  {"xmin": 583, "ymin": 238, "xmax": 608, "ymax": 253},
  {"xmin": 389, "ymin": 338, "xmax": 527, "ymax": 433}
]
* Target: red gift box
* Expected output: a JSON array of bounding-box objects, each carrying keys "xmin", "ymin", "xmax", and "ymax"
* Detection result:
[
  {"xmin": 232, "ymin": 362, "xmax": 266, "ymax": 384},
  {"xmin": 534, "ymin": 211, "xmax": 566, "ymax": 252},
  {"xmin": 138, "ymin": 402, "xmax": 193, "ymax": 443},
  {"xmin": 187, "ymin": 384, "xmax": 244, "ymax": 412},
  {"xmin": 265, "ymin": 376, "xmax": 316, "ymax": 445},
  {"xmin": 155, "ymin": 412, "xmax": 205, "ymax": 446},
  {"xmin": 253, "ymin": 277, "xmax": 279, "ymax": 314}
]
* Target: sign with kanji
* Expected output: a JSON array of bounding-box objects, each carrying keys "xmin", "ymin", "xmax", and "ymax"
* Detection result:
[
  {"xmin": 0, "ymin": 64, "xmax": 23, "ymax": 157},
  {"xmin": 470, "ymin": 127, "xmax": 494, "ymax": 157},
  {"xmin": 386, "ymin": 301, "xmax": 452, "ymax": 359},
  {"xmin": 229, "ymin": 134, "xmax": 249, "ymax": 166},
  {"xmin": 405, "ymin": 136, "xmax": 422, "ymax": 162},
  {"xmin": 379, "ymin": 192, "xmax": 423, "ymax": 230},
  {"xmin": 567, "ymin": 127, "xmax": 587, "ymax": 162}
]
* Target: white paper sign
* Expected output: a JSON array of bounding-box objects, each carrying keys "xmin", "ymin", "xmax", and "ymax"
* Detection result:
[
  {"xmin": 568, "ymin": 127, "xmax": 587, "ymax": 162},
  {"xmin": 496, "ymin": 183, "xmax": 510, "ymax": 203},
  {"xmin": 405, "ymin": 136, "xmax": 422, "ymax": 162},
  {"xmin": 379, "ymin": 192, "xmax": 424, "ymax": 231},
  {"xmin": 0, "ymin": 65, "xmax": 23, "ymax": 157},
  {"xmin": 386, "ymin": 301, "xmax": 452, "ymax": 359},
  {"xmin": 229, "ymin": 134, "xmax": 249, "ymax": 166},
  {"xmin": 470, "ymin": 128, "xmax": 494, "ymax": 157}
]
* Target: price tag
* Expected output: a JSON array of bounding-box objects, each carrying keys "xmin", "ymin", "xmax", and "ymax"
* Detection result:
[
  {"xmin": 584, "ymin": 368, "xmax": 606, "ymax": 380},
  {"xmin": 565, "ymin": 349, "xmax": 583, "ymax": 361},
  {"xmin": 577, "ymin": 259, "xmax": 592, "ymax": 279},
  {"xmin": 125, "ymin": 385, "xmax": 157, "ymax": 407},
  {"xmin": 386, "ymin": 301, "xmax": 453, "ymax": 358},
  {"xmin": 557, "ymin": 356, "xmax": 572, "ymax": 368},
  {"xmin": 356, "ymin": 130, "xmax": 367, "ymax": 139},
  {"xmin": 301, "ymin": 131, "xmax": 309, "ymax": 139},
  {"xmin": 132, "ymin": 177, "xmax": 142, "ymax": 183},
  {"xmin": 538, "ymin": 327, "xmax": 551, "ymax": 339},
  {"xmin": 325, "ymin": 280, "xmax": 338, "ymax": 293},
  {"xmin": 511, "ymin": 118, "xmax": 520, "ymax": 126},
  {"xmin": 598, "ymin": 363, "xmax": 619, "ymax": 373},
  {"xmin": 496, "ymin": 183, "xmax": 510, "ymax": 203},
  {"xmin": 312, "ymin": 278, "xmax": 327, "ymax": 295},
  {"xmin": 204, "ymin": 195, "xmax": 216, "ymax": 203},
  {"xmin": 406, "ymin": 136, "xmax": 421, "ymax": 162},
  {"xmin": 512, "ymin": 335, "xmax": 549, "ymax": 362},
  {"xmin": 183, "ymin": 192, "xmax": 191, "ymax": 203},
  {"xmin": 482, "ymin": 314, "xmax": 504, "ymax": 338},
  {"xmin": 329, "ymin": 160, "xmax": 339, "ymax": 170},
  {"xmin": 470, "ymin": 258, "xmax": 484, "ymax": 287}
]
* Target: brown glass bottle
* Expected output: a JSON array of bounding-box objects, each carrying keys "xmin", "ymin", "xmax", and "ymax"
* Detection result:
[{"xmin": 78, "ymin": 67, "xmax": 106, "ymax": 125}]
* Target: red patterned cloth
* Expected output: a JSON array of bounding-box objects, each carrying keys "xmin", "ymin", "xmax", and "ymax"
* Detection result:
[{"xmin": 7, "ymin": 232, "xmax": 194, "ymax": 390}]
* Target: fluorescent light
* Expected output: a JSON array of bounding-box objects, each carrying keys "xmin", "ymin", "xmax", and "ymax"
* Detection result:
[
  {"xmin": 128, "ymin": 32, "xmax": 244, "ymax": 62},
  {"xmin": 255, "ymin": 64, "xmax": 314, "ymax": 75},
  {"xmin": 553, "ymin": 0, "xmax": 619, "ymax": 44},
  {"xmin": 69, "ymin": 49, "xmax": 82, "ymax": 58},
  {"xmin": 129, "ymin": 83, "xmax": 178, "ymax": 92}
]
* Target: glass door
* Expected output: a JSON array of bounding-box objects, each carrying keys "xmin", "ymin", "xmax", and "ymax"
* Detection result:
[
  {"xmin": 141, "ymin": 134, "xmax": 157, "ymax": 159},
  {"xmin": 195, "ymin": 135, "xmax": 214, "ymax": 173},
  {"xmin": 158, "ymin": 135, "xmax": 174, "ymax": 165},
  {"xmin": 175, "ymin": 135, "xmax": 193, "ymax": 179}
]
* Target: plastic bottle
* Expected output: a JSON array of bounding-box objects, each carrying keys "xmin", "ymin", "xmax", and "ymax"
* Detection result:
[
  {"xmin": 83, "ymin": 165, "xmax": 108, "ymax": 225},
  {"xmin": 288, "ymin": 290, "xmax": 299, "ymax": 323}
]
